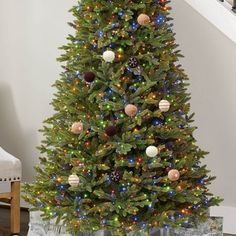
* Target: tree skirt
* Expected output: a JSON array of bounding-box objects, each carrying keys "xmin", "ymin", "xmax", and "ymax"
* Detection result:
[{"xmin": 27, "ymin": 211, "xmax": 223, "ymax": 236}]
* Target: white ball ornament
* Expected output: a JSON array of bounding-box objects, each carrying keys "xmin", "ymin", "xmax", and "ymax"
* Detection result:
[
  {"xmin": 68, "ymin": 174, "xmax": 80, "ymax": 187},
  {"xmin": 102, "ymin": 50, "xmax": 115, "ymax": 62},
  {"xmin": 146, "ymin": 145, "xmax": 158, "ymax": 157},
  {"xmin": 159, "ymin": 99, "xmax": 170, "ymax": 112}
]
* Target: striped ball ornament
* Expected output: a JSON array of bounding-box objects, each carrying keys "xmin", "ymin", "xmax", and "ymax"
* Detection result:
[
  {"xmin": 68, "ymin": 174, "xmax": 80, "ymax": 187},
  {"xmin": 159, "ymin": 99, "xmax": 170, "ymax": 112}
]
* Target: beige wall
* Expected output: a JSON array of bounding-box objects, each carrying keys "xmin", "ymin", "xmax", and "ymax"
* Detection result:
[
  {"xmin": 0, "ymin": 0, "xmax": 235, "ymax": 208},
  {"xmin": 171, "ymin": 1, "xmax": 236, "ymax": 207}
]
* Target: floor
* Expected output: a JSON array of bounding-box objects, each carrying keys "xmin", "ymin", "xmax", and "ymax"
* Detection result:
[{"xmin": 0, "ymin": 208, "xmax": 235, "ymax": 236}]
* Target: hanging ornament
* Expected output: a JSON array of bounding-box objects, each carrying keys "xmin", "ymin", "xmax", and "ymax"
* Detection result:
[
  {"xmin": 110, "ymin": 171, "xmax": 120, "ymax": 182},
  {"xmin": 137, "ymin": 14, "xmax": 150, "ymax": 26},
  {"xmin": 103, "ymin": 50, "xmax": 115, "ymax": 62},
  {"xmin": 128, "ymin": 57, "xmax": 139, "ymax": 68},
  {"xmin": 84, "ymin": 72, "xmax": 96, "ymax": 83},
  {"xmin": 68, "ymin": 174, "xmax": 80, "ymax": 187},
  {"xmin": 168, "ymin": 169, "xmax": 180, "ymax": 181},
  {"xmin": 159, "ymin": 100, "xmax": 171, "ymax": 112},
  {"xmin": 71, "ymin": 122, "xmax": 83, "ymax": 134},
  {"xmin": 105, "ymin": 126, "xmax": 117, "ymax": 137},
  {"xmin": 165, "ymin": 141, "xmax": 175, "ymax": 150},
  {"xmin": 146, "ymin": 145, "xmax": 158, "ymax": 157},
  {"xmin": 125, "ymin": 104, "xmax": 138, "ymax": 117}
]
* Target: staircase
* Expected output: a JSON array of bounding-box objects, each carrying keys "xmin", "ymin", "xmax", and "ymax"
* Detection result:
[{"xmin": 183, "ymin": 0, "xmax": 236, "ymax": 43}]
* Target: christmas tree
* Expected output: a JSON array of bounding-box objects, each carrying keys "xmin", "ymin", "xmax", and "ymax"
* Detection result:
[{"xmin": 24, "ymin": 0, "xmax": 222, "ymax": 235}]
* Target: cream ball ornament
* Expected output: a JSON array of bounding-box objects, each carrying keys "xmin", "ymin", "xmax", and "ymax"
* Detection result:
[
  {"xmin": 102, "ymin": 50, "xmax": 115, "ymax": 62},
  {"xmin": 125, "ymin": 104, "xmax": 138, "ymax": 117},
  {"xmin": 159, "ymin": 99, "xmax": 170, "ymax": 112},
  {"xmin": 71, "ymin": 122, "xmax": 83, "ymax": 134},
  {"xmin": 68, "ymin": 174, "xmax": 80, "ymax": 187},
  {"xmin": 137, "ymin": 14, "xmax": 150, "ymax": 26},
  {"xmin": 168, "ymin": 169, "xmax": 180, "ymax": 181},
  {"xmin": 146, "ymin": 145, "xmax": 158, "ymax": 157}
]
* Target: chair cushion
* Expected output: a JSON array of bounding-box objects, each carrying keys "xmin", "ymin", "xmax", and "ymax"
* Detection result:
[{"xmin": 0, "ymin": 147, "xmax": 21, "ymax": 182}]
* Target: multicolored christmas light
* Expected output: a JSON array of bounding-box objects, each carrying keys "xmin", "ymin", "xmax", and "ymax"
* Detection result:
[{"xmin": 24, "ymin": 0, "xmax": 222, "ymax": 235}]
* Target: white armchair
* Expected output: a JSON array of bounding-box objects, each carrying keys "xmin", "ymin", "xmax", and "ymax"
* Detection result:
[{"xmin": 0, "ymin": 147, "xmax": 21, "ymax": 235}]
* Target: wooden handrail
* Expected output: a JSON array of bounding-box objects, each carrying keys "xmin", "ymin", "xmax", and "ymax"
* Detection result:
[{"xmin": 0, "ymin": 192, "xmax": 11, "ymax": 199}]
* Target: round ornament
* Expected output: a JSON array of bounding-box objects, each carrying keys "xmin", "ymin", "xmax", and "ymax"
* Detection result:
[
  {"xmin": 165, "ymin": 141, "xmax": 175, "ymax": 150},
  {"xmin": 105, "ymin": 126, "xmax": 117, "ymax": 137},
  {"xmin": 146, "ymin": 145, "xmax": 158, "ymax": 157},
  {"xmin": 128, "ymin": 57, "xmax": 139, "ymax": 68},
  {"xmin": 71, "ymin": 122, "xmax": 83, "ymax": 134},
  {"xmin": 84, "ymin": 72, "xmax": 96, "ymax": 83},
  {"xmin": 68, "ymin": 174, "xmax": 80, "ymax": 187},
  {"xmin": 168, "ymin": 169, "xmax": 180, "ymax": 181},
  {"xmin": 103, "ymin": 50, "xmax": 115, "ymax": 62},
  {"xmin": 159, "ymin": 99, "xmax": 170, "ymax": 112},
  {"xmin": 125, "ymin": 104, "xmax": 138, "ymax": 117},
  {"xmin": 137, "ymin": 14, "xmax": 150, "ymax": 26},
  {"xmin": 110, "ymin": 171, "xmax": 120, "ymax": 182}
]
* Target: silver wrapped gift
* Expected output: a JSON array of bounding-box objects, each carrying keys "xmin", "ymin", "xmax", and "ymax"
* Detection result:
[{"xmin": 27, "ymin": 211, "xmax": 223, "ymax": 236}]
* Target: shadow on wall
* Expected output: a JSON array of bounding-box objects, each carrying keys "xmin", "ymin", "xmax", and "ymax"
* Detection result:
[{"xmin": 0, "ymin": 82, "xmax": 37, "ymax": 181}]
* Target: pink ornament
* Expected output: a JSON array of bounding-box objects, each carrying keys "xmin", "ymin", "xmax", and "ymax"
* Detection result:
[
  {"xmin": 125, "ymin": 104, "xmax": 138, "ymax": 117},
  {"xmin": 137, "ymin": 14, "xmax": 150, "ymax": 26},
  {"xmin": 168, "ymin": 169, "xmax": 180, "ymax": 181},
  {"xmin": 71, "ymin": 122, "xmax": 83, "ymax": 134}
]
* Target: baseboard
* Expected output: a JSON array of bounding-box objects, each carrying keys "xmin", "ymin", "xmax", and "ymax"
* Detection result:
[{"xmin": 211, "ymin": 205, "xmax": 236, "ymax": 234}]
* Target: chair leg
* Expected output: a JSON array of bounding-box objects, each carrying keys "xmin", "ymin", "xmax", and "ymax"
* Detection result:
[{"xmin": 11, "ymin": 181, "xmax": 20, "ymax": 235}]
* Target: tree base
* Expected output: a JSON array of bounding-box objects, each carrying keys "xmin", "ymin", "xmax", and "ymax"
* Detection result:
[{"xmin": 28, "ymin": 212, "xmax": 223, "ymax": 236}]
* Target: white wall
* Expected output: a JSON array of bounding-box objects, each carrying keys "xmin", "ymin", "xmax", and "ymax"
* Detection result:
[
  {"xmin": 0, "ymin": 0, "xmax": 236, "ymax": 232},
  {"xmin": 0, "ymin": 0, "xmax": 75, "ymax": 182}
]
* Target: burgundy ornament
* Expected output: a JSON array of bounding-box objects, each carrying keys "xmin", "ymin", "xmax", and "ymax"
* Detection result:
[
  {"xmin": 84, "ymin": 72, "xmax": 96, "ymax": 83},
  {"xmin": 105, "ymin": 126, "xmax": 117, "ymax": 137}
]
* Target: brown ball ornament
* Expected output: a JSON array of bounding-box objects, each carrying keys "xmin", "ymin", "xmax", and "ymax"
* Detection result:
[
  {"xmin": 137, "ymin": 14, "xmax": 150, "ymax": 26},
  {"xmin": 71, "ymin": 122, "xmax": 83, "ymax": 134},
  {"xmin": 168, "ymin": 169, "xmax": 180, "ymax": 181},
  {"xmin": 125, "ymin": 104, "xmax": 138, "ymax": 117},
  {"xmin": 105, "ymin": 126, "xmax": 117, "ymax": 137},
  {"xmin": 84, "ymin": 72, "xmax": 96, "ymax": 83}
]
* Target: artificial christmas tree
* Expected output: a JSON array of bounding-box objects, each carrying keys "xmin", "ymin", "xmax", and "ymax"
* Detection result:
[{"xmin": 24, "ymin": 0, "xmax": 222, "ymax": 235}]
